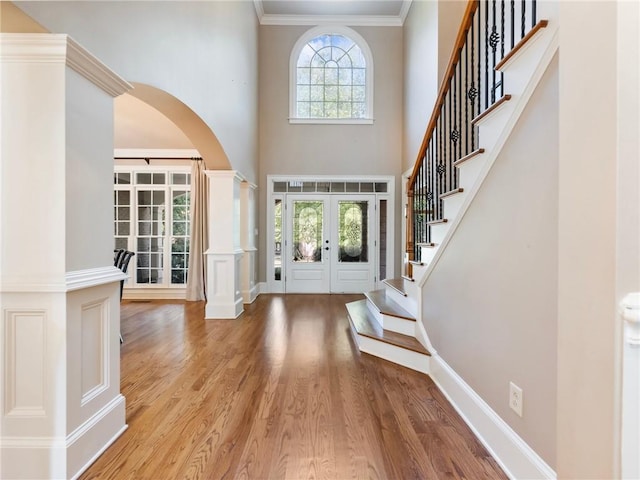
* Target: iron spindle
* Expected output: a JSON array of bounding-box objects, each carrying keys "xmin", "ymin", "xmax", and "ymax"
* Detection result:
[
  {"xmin": 521, "ymin": 0, "xmax": 526, "ymax": 39},
  {"xmin": 484, "ymin": 0, "xmax": 489, "ymax": 111},
  {"xmin": 511, "ymin": 0, "xmax": 515, "ymax": 49},
  {"xmin": 532, "ymin": 0, "xmax": 536, "ymax": 29}
]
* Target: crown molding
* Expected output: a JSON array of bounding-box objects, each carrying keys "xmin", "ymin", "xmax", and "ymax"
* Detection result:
[
  {"xmin": 0, "ymin": 33, "xmax": 131, "ymax": 97},
  {"xmin": 114, "ymin": 148, "xmax": 201, "ymax": 160},
  {"xmin": 259, "ymin": 13, "xmax": 403, "ymax": 27},
  {"xmin": 399, "ymin": 0, "xmax": 413, "ymax": 24},
  {"xmin": 253, "ymin": 0, "xmax": 413, "ymax": 27}
]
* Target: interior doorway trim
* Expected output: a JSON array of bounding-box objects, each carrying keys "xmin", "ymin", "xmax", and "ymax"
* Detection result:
[{"xmin": 266, "ymin": 174, "xmax": 395, "ymax": 294}]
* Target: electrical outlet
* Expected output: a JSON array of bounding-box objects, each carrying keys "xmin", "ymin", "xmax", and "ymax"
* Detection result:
[{"xmin": 509, "ymin": 382, "xmax": 523, "ymax": 417}]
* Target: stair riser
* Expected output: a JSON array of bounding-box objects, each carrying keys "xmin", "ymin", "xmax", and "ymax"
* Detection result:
[
  {"xmin": 356, "ymin": 335, "xmax": 430, "ymax": 374},
  {"xmin": 382, "ymin": 314, "xmax": 416, "ymax": 336},
  {"xmin": 419, "ymin": 246, "xmax": 437, "ymax": 265},
  {"xmin": 473, "ymin": 103, "xmax": 514, "ymax": 150},
  {"xmin": 457, "ymin": 155, "xmax": 488, "ymax": 191},
  {"xmin": 429, "ymin": 223, "xmax": 450, "ymax": 246},
  {"xmin": 365, "ymin": 301, "xmax": 384, "ymax": 327},
  {"xmin": 384, "ymin": 287, "xmax": 417, "ymax": 317},
  {"xmin": 443, "ymin": 193, "xmax": 466, "ymax": 220}
]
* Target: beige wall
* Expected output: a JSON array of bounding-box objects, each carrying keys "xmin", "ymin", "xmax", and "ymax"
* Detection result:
[
  {"xmin": 422, "ymin": 56, "xmax": 559, "ymax": 468},
  {"xmin": 258, "ymin": 24, "xmax": 403, "ymax": 282},
  {"xmin": 16, "ymin": 1, "xmax": 259, "ymax": 183},
  {"xmin": 557, "ymin": 2, "xmax": 620, "ymax": 477}
]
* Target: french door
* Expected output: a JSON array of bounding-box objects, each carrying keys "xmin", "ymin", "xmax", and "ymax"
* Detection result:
[{"xmin": 285, "ymin": 194, "xmax": 375, "ymax": 293}]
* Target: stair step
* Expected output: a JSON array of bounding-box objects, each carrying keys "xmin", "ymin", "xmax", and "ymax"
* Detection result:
[
  {"xmin": 401, "ymin": 275, "xmax": 414, "ymax": 282},
  {"xmin": 346, "ymin": 300, "xmax": 429, "ymax": 356},
  {"xmin": 472, "ymin": 94, "xmax": 512, "ymax": 125},
  {"xmin": 364, "ymin": 289, "xmax": 415, "ymax": 321},
  {"xmin": 454, "ymin": 148, "xmax": 485, "ymax": 167},
  {"xmin": 427, "ymin": 218, "xmax": 448, "ymax": 226},
  {"xmin": 417, "ymin": 242, "xmax": 437, "ymax": 248},
  {"xmin": 440, "ymin": 187, "xmax": 464, "ymax": 199},
  {"xmin": 382, "ymin": 278, "xmax": 407, "ymax": 296},
  {"xmin": 495, "ymin": 20, "xmax": 549, "ymax": 71},
  {"xmin": 409, "ymin": 260, "xmax": 424, "ymax": 266}
]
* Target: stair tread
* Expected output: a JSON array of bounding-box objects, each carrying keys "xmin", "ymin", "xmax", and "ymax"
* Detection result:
[
  {"xmin": 346, "ymin": 300, "xmax": 430, "ymax": 356},
  {"xmin": 364, "ymin": 289, "xmax": 415, "ymax": 321},
  {"xmin": 382, "ymin": 278, "xmax": 408, "ymax": 296},
  {"xmin": 427, "ymin": 218, "xmax": 448, "ymax": 225}
]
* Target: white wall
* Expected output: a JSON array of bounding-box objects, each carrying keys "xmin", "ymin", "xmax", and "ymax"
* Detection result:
[
  {"xmin": 422, "ymin": 56, "xmax": 559, "ymax": 468},
  {"xmin": 16, "ymin": 1, "xmax": 259, "ymax": 183},
  {"xmin": 66, "ymin": 68, "xmax": 115, "ymax": 271},
  {"xmin": 258, "ymin": 24, "xmax": 403, "ymax": 282}
]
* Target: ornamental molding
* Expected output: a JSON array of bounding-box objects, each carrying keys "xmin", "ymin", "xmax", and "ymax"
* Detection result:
[{"xmin": 0, "ymin": 33, "xmax": 131, "ymax": 97}]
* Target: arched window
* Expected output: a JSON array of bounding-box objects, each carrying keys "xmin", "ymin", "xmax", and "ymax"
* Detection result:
[{"xmin": 290, "ymin": 26, "xmax": 374, "ymax": 124}]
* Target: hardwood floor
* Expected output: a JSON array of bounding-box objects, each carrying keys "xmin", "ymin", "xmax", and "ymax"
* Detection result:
[{"xmin": 81, "ymin": 295, "xmax": 506, "ymax": 480}]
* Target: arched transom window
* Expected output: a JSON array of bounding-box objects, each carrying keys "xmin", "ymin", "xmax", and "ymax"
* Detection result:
[{"xmin": 290, "ymin": 26, "xmax": 374, "ymax": 124}]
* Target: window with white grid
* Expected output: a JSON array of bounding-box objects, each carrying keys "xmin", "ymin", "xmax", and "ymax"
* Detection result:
[{"xmin": 290, "ymin": 26, "xmax": 374, "ymax": 124}]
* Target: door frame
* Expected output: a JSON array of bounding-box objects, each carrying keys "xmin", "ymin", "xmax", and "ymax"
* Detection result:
[{"xmin": 266, "ymin": 175, "xmax": 395, "ymax": 294}]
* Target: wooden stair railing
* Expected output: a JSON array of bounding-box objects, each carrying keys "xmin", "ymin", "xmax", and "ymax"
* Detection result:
[{"xmin": 405, "ymin": 0, "xmax": 544, "ymax": 273}]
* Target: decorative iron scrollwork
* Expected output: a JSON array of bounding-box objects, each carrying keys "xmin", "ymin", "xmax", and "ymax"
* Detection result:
[
  {"xmin": 468, "ymin": 84, "xmax": 478, "ymax": 102},
  {"xmin": 451, "ymin": 129, "xmax": 460, "ymax": 143},
  {"xmin": 436, "ymin": 164, "xmax": 446, "ymax": 176},
  {"xmin": 489, "ymin": 26, "xmax": 500, "ymax": 51}
]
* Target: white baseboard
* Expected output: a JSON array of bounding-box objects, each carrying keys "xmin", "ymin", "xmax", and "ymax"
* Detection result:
[
  {"xmin": 122, "ymin": 288, "xmax": 186, "ymax": 300},
  {"xmin": 242, "ymin": 284, "xmax": 259, "ymax": 304},
  {"xmin": 205, "ymin": 297, "xmax": 244, "ymax": 319},
  {"xmin": 0, "ymin": 395, "xmax": 127, "ymax": 480},
  {"xmin": 257, "ymin": 282, "xmax": 267, "ymax": 295},
  {"xmin": 429, "ymin": 355, "xmax": 556, "ymax": 480}
]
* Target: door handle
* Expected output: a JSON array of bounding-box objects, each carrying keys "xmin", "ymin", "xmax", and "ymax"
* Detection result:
[{"xmin": 324, "ymin": 247, "xmax": 330, "ymax": 250}]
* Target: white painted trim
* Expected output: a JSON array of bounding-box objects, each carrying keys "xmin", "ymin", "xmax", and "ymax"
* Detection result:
[
  {"xmin": 65, "ymin": 36, "xmax": 131, "ymax": 97},
  {"xmin": 260, "ymin": 14, "xmax": 403, "ymax": 27},
  {"xmin": 114, "ymin": 148, "xmax": 201, "ymax": 160},
  {"xmin": 122, "ymin": 288, "xmax": 186, "ymax": 300},
  {"xmin": 257, "ymin": 282, "xmax": 268, "ymax": 295},
  {"xmin": 399, "ymin": 0, "xmax": 413, "ymax": 24},
  {"xmin": 355, "ymin": 334, "xmax": 430, "ymax": 375},
  {"xmin": 289, "ymin": 118, "xmax": 374, "ymax": 125},
  {"xmin": 66, "ymin": 267, "xmax": 125, "ymax": 291},
  {"xmin": 70, "ymin": 425, "xmax": 127, "ymax": 480},
  {"xmin": 0, "ymin": 34, "xmax": 131, "ymax": 97},
  {"xmin": 289, "ymin": 26, "xmax": 374, "ymax": 122},
  {"xmin": 621, "ymin": 292, "xmax": 640, "ymax": 345},
  {"xmin": 253, "ymin": 0, "xmax": 264, "ymax": 21},
  {"xmin": 429, "ymin": 355, "xmax": 556, "ymax": 480},
  {"xmin": 1, "ymin": 267, "xmax": 124, "ymax": 293},
  {"xmin": 242, "ymin": 285, "xmax": 260, "ymax": 304}
]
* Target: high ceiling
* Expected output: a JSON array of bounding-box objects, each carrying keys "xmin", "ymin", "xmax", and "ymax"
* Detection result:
[{"xmin": 256, "ymin": 0, "xmax": 411, "ymax": 26}]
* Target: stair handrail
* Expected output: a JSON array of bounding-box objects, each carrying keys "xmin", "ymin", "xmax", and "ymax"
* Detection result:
[
  {"xmin": 406, "ymin": 0, "xmax": 540, "ymax": 269},
  {"xmin": 406, "ymin": 0, "xmax": 478, "ymax": 268}
]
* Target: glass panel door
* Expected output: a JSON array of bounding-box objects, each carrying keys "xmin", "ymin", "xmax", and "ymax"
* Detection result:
[
  {"xmin": 285, "ymin": 195, "xmax": 330, "ymax": 293},
  {"xmin": 330, "ymin": 195, "xmax": 375, "ymax": 293}
]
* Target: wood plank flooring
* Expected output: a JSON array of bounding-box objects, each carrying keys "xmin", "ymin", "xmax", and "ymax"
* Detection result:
[{"xmin": 80, "ymin": 295, "xmax": 506, "ymax": 480}]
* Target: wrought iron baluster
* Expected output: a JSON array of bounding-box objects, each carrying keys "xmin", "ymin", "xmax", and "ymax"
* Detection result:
[
  {"xmin": 521, "ymin": 0, "xmax": 526, "ymax": 39},
  {"xmin": 510, "ymin": 0, "xmax": 515, "ymax": 50},
  {"xmin": 464, "ymin": 37, "xmax": 469, "ymax": 157},
  {"xmin": 491, "ymin": 0, "xmax": 498, "ymax": 104},
  {"xmin": 532, "ymin": 0, "xmax": 536, "ymax": 29},
  {"xmin": 500, "ymin": 0, "xmax": 505, "ymax": 97},
  {"xmin": 484, "ymin": 0, "xmax": 489, "ymax": 110}
]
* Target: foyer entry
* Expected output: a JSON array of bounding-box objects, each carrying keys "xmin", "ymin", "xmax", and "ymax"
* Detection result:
[{"xmin": 267, "ymin": 176, "xmax": 395, "ymax": 294}]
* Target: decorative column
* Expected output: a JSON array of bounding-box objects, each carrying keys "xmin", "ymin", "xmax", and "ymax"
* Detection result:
[
  {"xmin": 204, "ymin": 171, "xmax": 244, "ymax": 318},
  {"xmin": 0, "ymin": 34, "xmax": 131, "ymax": 479},
  {"xmin": 240, "ymin": 181, "xmax": 258, "ymax": 303}
]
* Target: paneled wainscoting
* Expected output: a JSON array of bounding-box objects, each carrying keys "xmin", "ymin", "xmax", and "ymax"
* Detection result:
[{"xmin": 80, "ymin": 295, "xmax": 506, "ymax": 479}]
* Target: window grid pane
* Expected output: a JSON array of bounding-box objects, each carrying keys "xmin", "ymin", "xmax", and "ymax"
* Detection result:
[{"xmin": 295, "ymin": 33, "xmax": 367, "ymax": 119}]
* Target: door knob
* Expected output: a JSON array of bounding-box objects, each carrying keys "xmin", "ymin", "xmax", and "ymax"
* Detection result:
[{"xmin": 324, "ymin": 247, "xmax": 330, "ymax": 250}]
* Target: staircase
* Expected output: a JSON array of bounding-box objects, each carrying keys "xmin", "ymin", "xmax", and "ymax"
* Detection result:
[{"xmin": 347, "ymin": 0, "xmax": 559, "ymax": 374}]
